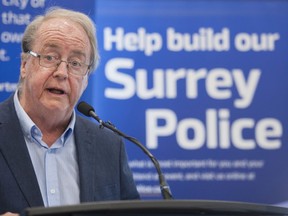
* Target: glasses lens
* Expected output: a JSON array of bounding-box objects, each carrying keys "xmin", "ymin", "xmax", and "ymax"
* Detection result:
[
  {"xmin": 38, "ymin": 54, "xmax": 88, "ymax": 76},
  {"xmin": 40, "ymin": 55, "xmax": 58, "ymax": 68},
  {"xmin": 69, "ymin": 66, "xmax": 88, "ymax": 76}
]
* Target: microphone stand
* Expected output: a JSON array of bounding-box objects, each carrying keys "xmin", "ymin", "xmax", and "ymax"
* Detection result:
[{"xmin": 88, "ymin": 110, "xmax": 173, "ymax": 200}]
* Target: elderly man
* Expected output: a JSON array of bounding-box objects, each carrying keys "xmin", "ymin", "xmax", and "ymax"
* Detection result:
[{"xmin": 0, "ymin": 7, "xmax": 139, "ymax": 216}]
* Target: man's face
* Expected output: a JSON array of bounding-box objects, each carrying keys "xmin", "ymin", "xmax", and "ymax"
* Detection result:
[{"xmin": 20, "ymin": 18, "xmax": 91, "ymax": 118}]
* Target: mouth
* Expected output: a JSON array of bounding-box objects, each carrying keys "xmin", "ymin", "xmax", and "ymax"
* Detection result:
[{"xmin": 47, "ymin": 88, "xmax": 66, "ymax": 95}]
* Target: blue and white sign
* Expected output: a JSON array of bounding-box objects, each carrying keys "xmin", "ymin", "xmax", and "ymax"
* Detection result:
[{"xmin": 93, "ymin": 0, "xmax": 288, "ymax": 205}]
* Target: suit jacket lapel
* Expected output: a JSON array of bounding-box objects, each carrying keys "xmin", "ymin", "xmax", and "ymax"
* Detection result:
[
  {"xmin": 0, "ymin": 96, "xmax": 43, "ymax": 207},
  {"xmin": 74, "ymin": 117, "xmax": 95, "ymax": 202}
]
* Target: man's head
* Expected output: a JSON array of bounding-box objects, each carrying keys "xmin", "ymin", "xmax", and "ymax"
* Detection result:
[
  {"xmin": 22, "ymin": 8, "xmax": 99, "ymax": 74},
  {"xmin": 18, "ymin": 8, "xmax": 99, "ymax": 122}
]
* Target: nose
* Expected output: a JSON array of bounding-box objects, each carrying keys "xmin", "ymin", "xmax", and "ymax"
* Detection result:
[{"xmin": 53, "ymin": 60, "xmax": 69, "ymax": 79}]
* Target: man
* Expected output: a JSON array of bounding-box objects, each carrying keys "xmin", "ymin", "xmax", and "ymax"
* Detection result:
[{"xmin": 0, "ymin": 7, "xmax": 139, "ymax": 215}]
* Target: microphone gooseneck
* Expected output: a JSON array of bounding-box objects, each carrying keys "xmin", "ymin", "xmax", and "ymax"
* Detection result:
[{"xmin": 77, "ymin": 101, "xmax": 173, "ymax": 200}]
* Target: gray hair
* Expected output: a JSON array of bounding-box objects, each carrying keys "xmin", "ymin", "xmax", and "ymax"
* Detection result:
[{"xmin": 21, "ymin": 7, "xmax": 99, "ymax": 74}]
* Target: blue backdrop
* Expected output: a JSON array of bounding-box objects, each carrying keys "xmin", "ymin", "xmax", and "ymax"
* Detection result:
[{"xmin": 1, "ymin": 0, "xmax": 288, "ymax": 206}]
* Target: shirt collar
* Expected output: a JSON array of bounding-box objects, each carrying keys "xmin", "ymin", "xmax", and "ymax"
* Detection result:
[{"xmin": 14, "ymin": 90, "xmax": 76, "ymax": 147}]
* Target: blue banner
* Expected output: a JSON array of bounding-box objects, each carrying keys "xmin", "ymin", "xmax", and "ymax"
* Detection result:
[{"xmin": 93, "ymin": 0, "xmax": 288, "ymax": 205}]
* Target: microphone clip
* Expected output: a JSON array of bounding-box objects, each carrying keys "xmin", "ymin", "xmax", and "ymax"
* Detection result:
[
  {"xmin": 98, "ymin": 119, "xmax": 104, "ymax": 129},
  {"xmin": 99, "ymin": 120, "xmax": 115, "ymax": 130},
  {"xmin": 105, "ymin": 120, "xmax": 116, "ymax": 129}
]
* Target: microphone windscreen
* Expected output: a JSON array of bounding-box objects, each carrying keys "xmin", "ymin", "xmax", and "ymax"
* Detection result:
[{"xmin": 77, "ymin": 101, "xmax": 95, "ymax": 117}]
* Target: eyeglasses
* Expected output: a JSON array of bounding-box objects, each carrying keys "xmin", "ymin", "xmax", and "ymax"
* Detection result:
[{"xmin": 27, "ymin": 51, "xmax": 90, "ymax": 76}]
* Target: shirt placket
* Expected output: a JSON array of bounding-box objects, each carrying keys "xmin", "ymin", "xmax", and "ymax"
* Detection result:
[{"xmin": 45, "ymin": 148, "xmax": 60, "ymax": 206}]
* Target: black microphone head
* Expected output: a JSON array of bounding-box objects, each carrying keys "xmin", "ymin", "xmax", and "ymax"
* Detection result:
[{"xmin": 77, "ymin": 101, "xmax": 95, "ymax": 117}]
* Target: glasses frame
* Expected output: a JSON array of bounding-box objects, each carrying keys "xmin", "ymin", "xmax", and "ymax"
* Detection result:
[{"xmin": 27, "ymin": 50, "xmax": 91, "ymax": 76}]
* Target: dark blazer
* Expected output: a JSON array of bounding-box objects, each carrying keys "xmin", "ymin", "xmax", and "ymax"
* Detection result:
[{"xmin": 0, "ymin": 95, "xmax": 139, "ymax": 214}]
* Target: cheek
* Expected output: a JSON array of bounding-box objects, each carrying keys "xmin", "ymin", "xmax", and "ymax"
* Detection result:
[
  {"xmin": 22, "ymin": 63, "xmax": 50, "ymax": 91},
  {"xmin": 71, "ymin": 77, "xmax": 88, "ymax": 99},
  {"xmin": 76, "ymin": 76, "xmax": 88, "ymax": 93},
  {"xmin": 81, "ymin": 76, "xmax": 88, "ymax": 92}
]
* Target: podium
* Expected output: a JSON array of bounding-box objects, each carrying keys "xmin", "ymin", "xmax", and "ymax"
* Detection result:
[{"xmin": 25, "ymin": 200, "xmax": 288, "ymax": 216}]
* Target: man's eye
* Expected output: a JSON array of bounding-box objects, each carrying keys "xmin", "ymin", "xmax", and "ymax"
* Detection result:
[
  {"xmin": 43, "ymin": 55, "xmax": 55, "ymax": 62},
  {"xmin": 70, "ymin": 61, "xmax": 82, "ymax": 67}
]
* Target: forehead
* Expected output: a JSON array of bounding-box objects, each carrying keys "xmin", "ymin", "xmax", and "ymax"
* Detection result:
[{"xmin": 34, "ymin": 18, "xmax": 91, "ymax": 56}]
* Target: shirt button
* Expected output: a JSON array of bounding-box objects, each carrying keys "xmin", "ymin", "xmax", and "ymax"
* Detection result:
[
  {"xmin": 50, "ymin": 189, "xmax": 56, "ymax": 194},
  {"xmin": 33, "ymin": 128, "xmax": 38, "ymax": 134}
]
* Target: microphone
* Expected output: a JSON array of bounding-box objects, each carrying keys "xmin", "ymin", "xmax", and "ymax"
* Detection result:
[{"xmin": 77, "ymin": 101, "xmax": 173, "ymax": 200}]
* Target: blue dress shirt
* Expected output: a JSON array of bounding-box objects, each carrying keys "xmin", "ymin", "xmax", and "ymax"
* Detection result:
[{"xmin": 13, "ymin": 91, "xmax": 80, "ymax": 207}]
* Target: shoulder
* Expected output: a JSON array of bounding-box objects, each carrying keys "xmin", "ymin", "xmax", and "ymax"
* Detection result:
[
  {"xmin": 75, "ymin": 114, "xmax": 123, "ymax": 144},
  {"xmin": 0, "ymin": 94, "xmax": 17, "ymax": 123},
  {"xmin": 0, "ymin": 94, "xmax": 14, "ymax": 111}
]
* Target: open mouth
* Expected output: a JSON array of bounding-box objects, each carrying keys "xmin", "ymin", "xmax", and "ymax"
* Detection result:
[{"xmin": 47, "ymin": 88, "xmax": 65, "ymax": 95}]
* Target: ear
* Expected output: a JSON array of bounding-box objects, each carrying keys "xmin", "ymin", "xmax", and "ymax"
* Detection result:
[{"xmin": 20, "ymin": 53, "xmax": 28, "ymax": 78}]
